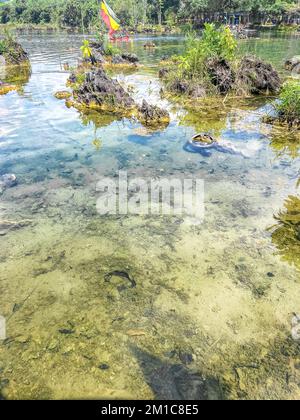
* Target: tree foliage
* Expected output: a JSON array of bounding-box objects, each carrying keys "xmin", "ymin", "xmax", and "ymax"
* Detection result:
[{"xmin": 0, "ymin": 0, "xmax": 299, "ymax": 27}]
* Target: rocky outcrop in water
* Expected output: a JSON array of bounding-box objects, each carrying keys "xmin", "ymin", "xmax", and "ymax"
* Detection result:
[
  {"xmin": 137, "ymin": 100, "xmax": 170, "ymax": 128},
  {"xmin": 165, "ymin": 77, "xmax": 206, "ymax": 99},
  {"xmin": 85, "ymin": 42, "xmax": 139, "ymax": 67},
  {"xmin": 73, "ymin": 68, "xmax": 135, "ymax": 111},
  {"xmin": 206, "ymin": 58, "xmax": 235, "ymax": 94},
  {"xmin": 285, "ymin": 56, "xmax": 300, "ymax": 74},
  {"xmin": 237, "ymin": 56, "xmax": 281, "ymax": 94},
  {"xmin": 0, "ymin": 39, "xmax": 29, "ymax": 66},
  {"xmin": 120, "ymin": 53, "xmax": 139, "ymax": 64},
  {"xmin": 111, "ymin": 53, "xmax": 139, "ymax": 65}
]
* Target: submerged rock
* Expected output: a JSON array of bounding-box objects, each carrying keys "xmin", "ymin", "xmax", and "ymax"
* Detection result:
[
  {"xmin": 73, "ymin": 68, "xmax": 135, "ymax": 111},
  {"xmin": 285, "ymin": 56, "xmax": 300, "ymax": 74},
  {"xmin": 137, "ymin": 100, "xmax": 170, "ymax": 128},
  {"xmin": 237, "ymin": 56, "xmax": 281, "ymax": 94},
  {"xmin": 54, "ymin": 91, "xmax": 72, "ymax": 100},
  {"xmin": 0, "ymin": 174, "xmax": 17, "ymax": 194}
]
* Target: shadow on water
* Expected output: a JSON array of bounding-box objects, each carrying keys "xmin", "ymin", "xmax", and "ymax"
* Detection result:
[{"xmin": 130, "ymin": 345, "xmax": 225, "ymax": 400}]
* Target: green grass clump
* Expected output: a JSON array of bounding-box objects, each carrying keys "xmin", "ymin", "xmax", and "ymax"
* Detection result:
[
  {"xmin": 275, "ymin": 80, "xmax": 300, "ymax": 127},
  {"xmin": 104, "ymin": 44, "xmax": 120, "ymax": 57},
  {"xmin": 178, "ymin": 24, "xmax": 237, "ymax": 79}
]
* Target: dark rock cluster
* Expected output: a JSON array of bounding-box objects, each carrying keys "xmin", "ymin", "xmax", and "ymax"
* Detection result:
[{"xmin": 74, "ymin": 68, "xmax": 135, "ymax": 110}]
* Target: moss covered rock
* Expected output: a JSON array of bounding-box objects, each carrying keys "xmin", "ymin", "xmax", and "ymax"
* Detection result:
[{"xmin": 0, "ymin": 38, "xmax": 29, "ymax": 66}]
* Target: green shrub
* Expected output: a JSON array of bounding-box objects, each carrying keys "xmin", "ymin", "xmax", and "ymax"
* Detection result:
[
  {"xmin": 104, "ymin": 44, "xmax": 120, "ymax": 57},
  {"xmin": 275, "ymin": 80, "xmax": 300, "ymax": 126},
  {"xmin": 178, "ymin": 24, "xmax": 237, "ymax": 80}
]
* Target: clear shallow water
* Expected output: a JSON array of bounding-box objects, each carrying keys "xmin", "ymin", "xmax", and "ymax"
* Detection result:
[{"xmin": 0, "ymin": 31, "xmax": 300, "ymax": 400}]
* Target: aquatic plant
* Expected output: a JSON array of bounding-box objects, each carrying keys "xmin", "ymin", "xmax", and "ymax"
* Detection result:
[
  {"xmin": 274, "ymin": 80, "xmax": 300, "ymax": 127},
  {"xmin": 269, "ymin": 195, "xmax": 300, "ymax": 268},
  {"xmin": 178, "ymin": 25, "xmax": 237, "ymax": 80},
  {"xmin": 80, "ymin": 39, "xmax": 93, "ymax": 60}
]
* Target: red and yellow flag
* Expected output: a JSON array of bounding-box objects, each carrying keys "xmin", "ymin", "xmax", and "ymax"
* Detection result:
[{"xmin": 101, "ymin": 0, "xmax": 120, "ymax": 36}]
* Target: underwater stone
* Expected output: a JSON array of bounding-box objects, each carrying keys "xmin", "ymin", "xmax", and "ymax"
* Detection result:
[
  {"xmin": 54, "ymin": 91, "xmax": 72, "ymax": 100},
  {"xmin": 58, "ymin": 328, "xmax": 75, "ymax": 335},
  {"xmin": 179, "ymin": 351, "xmax": 194, "ymax": 365},
  {"xmin": 98, "ymin": 364, "xmax": 110, "ymax": 370},
  {"xmin": 0, "ymin": 174, "xmax": 17, "ymax": 194}
]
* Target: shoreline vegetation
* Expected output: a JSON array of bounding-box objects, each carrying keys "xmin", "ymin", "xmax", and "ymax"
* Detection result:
[{"xmin": 0, "ymin": 22, "xmax": 299, "ymax": 35}]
